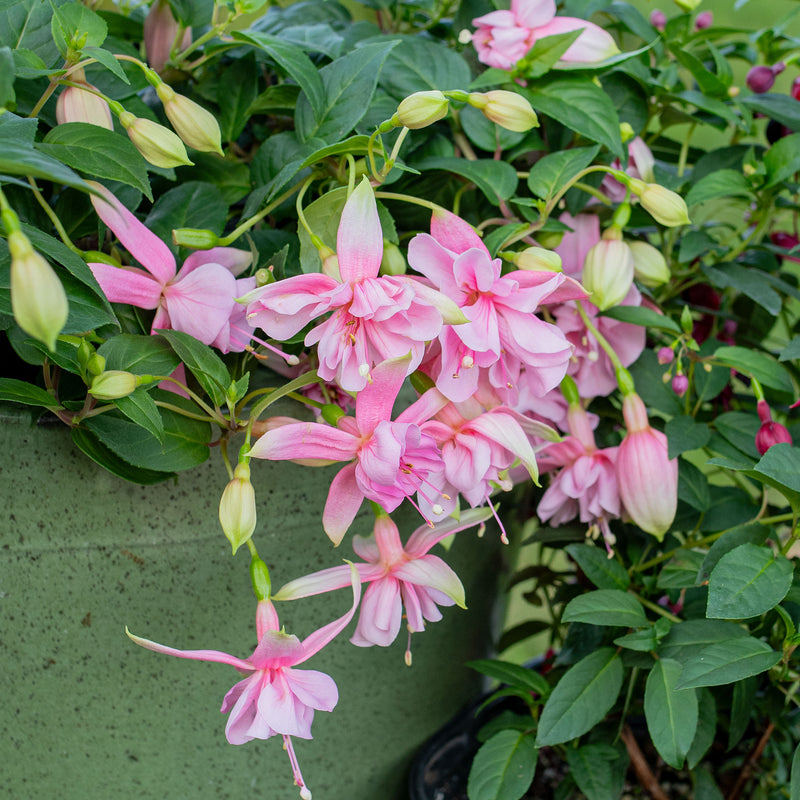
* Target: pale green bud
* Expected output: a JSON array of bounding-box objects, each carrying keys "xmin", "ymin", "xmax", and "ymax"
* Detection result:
[
  {"xmin": 219, "ymin": 462, "xmax": 257, "ymax": 554},
  {"xmin": 156, "ymin": 83, "xmax": 224, "ymax": 155},
  {"xmin": 8, "ymin": 231, "xmax": 69, "ymax": 351},
  {"xmin": 514, "ymin": 247, "xmax": 562, "ymax": 272},
  {"xmin": 89, "ymin": 370, "xmax": 141, "ymax": 400},
  {"xmin": 582, "ymin": 237, "xmax": 634, "ymax": 311},
  {"xmin": 467, "ymin": 91, "xmax": 538, "ymax": 132},
  {"xmin": 674, "ymin": 0, "xmax": 701, "ymax": 9},
  {"xmin": 629, "ymin": 180, "xmax": 690, "ymax": 227},
  {"xmin": 393, "ymin": 91, "xmax": 449, "ymax": 129},
  {"xmin": 172, "ymin": 228, "xmax": 220, "ymax": 249},
  {"xmin": 119, "ymin": 110, "xmax": 193, "ymax": 169},
  {"xmin": 380, "ymin": 241, "xmax": 407, "ymax": 275},
  {"xmin": 628, "ymin": 241, "xmax": 671, "ymax": 287}
]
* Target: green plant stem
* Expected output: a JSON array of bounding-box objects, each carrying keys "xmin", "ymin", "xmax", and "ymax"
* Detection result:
[
  {"xmin": 156, "ymin": 376, "xmax": 226, "ymax": 425},
  {"xmin": 574, "ymin": 300, "xmax": 625, "ymax": 373},
  {"xmin": 631, "ymin": 591, "xmax": 682, "ymax": 623},
  {"xmin": 374, "ymin": 191, "xmax": 446, "ymax": 214},
  {"xmin": 677, "ymin": 123, "xmax": 696, "ymax": 179},
  {"xmin": 573, "ymin": 181, "xmax": 612, "ymax": 205},
  {"xmin": 26, "ymin": 178, "xmax": 82, "ymax": 254},
  {"xmin": 615, "ymin": 666, "xmax": 639, "ymax": 745},
  {"xmin": 634, "ymin": 530, "xmax": 728, "ymax": 573},
  {"xmin": 153, "ymin": 400, "xmax": 220, "ymax": 423}
]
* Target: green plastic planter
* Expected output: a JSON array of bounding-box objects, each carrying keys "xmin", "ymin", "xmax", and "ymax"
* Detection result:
[{"xmin": 1, "ymin": 407, "xmax": 501, "ymax": 799}]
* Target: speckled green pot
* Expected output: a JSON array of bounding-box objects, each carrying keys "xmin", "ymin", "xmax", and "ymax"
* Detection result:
[{"xmin": 1, "ymin": 407, "xmax": 502, "ymax": 800}]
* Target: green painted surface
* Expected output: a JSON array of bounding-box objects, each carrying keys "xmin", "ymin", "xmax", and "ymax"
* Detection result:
[{"xmin": 0, "ymin": 409, "xmax": 502, "ymax": 799}]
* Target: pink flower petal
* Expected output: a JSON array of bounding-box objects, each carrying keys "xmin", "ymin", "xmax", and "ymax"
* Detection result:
[
  {"xmin": 337, "ymin": 177, "xmax": 383, "ymax": 283},
  {"xmin": 88, "ymin": 263, "xmax": 163, "ymax": 308}
]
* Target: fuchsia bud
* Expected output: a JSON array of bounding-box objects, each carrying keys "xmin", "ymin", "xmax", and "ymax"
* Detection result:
[
  {"xmin": 219, "ymin": 462, "xmax": 257, "ymax": 554},
  {"xmin": 393, "ymin": 90, "xmax": 449, "ymax": 129},
  {"xmin": 56, "ymin": 68, "xmax": 113, "ymax": 130},
  {"xmin": 694, "ymin": 11, "xmax": 713, "ymax": 29},
  {"xmin": 616, "ymin": 389, "xmax": 678, "ymax": 541},
  {"xmin": 671, "ymin": 373, "xmax": 688, "ymax": 397},
  {"xmin": 582, "ymin": 232, "xmax": 634, "ymax": 311},
  {"xmin": 144, "ymin": 0, "xmax": 191, "ymax": 73},
  {"xmin": 755, "ymin": 400, "xmax": 792, "ymax": 455},
  {"xmin": 747, "ymin": 65, "xmax": 780, "ymax": 94},
  {"xmin": 467, "ymin": 91, "xmax": 539, "ymax": 132},
  {"xmin": 650, "ymin": 9, "xmax": 666, "ymax": 31},
  {"xmin": 657, "ymin": 346, "xmax": 674, "ymax": 365}
]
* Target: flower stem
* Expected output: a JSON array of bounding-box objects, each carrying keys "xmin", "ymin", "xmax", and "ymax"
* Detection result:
[{"xmin": 574, "ymin": 300, "xmax": 625, "ymax": 374}]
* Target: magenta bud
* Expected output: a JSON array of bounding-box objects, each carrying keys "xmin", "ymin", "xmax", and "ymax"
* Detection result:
[
  {"xmin": 650, "ymin": 9, "xmax": 666, "ymax": 30},
  {"xmin": 657, "ymin": 346, "xmax": 674, "ymax": 366},
  {"xmin": 672, "ymin": 373, "xmax": 688, "ymax": 397},
  {"xmin": 747, "ymin": 65, "xmax": 777, "ymax": 94},
  {"xmin": 617, "ymin": 393, "xmax": 678, "ymax": 540},
  {"xmin": 755, "ymin": 400, "xmax": 792, "ymax": 455},
  {"xmin": 694, "ymin": 11, "xmax": 713, "ymax": 29}
]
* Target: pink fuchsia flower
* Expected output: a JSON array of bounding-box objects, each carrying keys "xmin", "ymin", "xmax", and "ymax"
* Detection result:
[
  {"xmin": 601, "ymin": 137, "xmax": 656, "ymax": 203},
  {"xmin": 537, "ymin": 401, "xmax": 620, "ymax": 554},
  {"xmin": 755, "ymin": 400, "xmax": 792, "ymax": 455},
  {"xmin": 144, "ymin": 0, "xmax": 192, "ymax": 73},
  {"xmin": 616, "ymin": 388, "xmax": 677, "ymax": 540},
  {"xmin": 86, "ymin": 182, "xmax": 256, "ymax": 353},
  {"xmin": 554, "ymin": 212, "xmax": 601, "ymax": 280},
  {"xmin": 247, "ymin": 356, "xmax": 447, "ymax": 544},
  {"xmin": 408, "ymin": 208, "xmax": 584, "ymax": 403},
  {"xmin": 243, "ymin": 178, "xmax": 460, "ymax": 392},
  {"xmin": 56, "ymin": 68, "xmax": 113, "ymax": 129},
  {"xmin": 471, "ymin": 0, "xmax": 619, "ymax": 71},
  {"xmin": 274, "ymin": 508, "xmax": 491, "ymax": 654},
  {"xmin": 127, "ymin": 565, "xmax": 361, "ymax": 800}
]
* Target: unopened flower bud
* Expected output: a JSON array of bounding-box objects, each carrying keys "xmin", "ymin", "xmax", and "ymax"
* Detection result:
[
  {"xmin": 172, "ymin": 228, "xmax": 220, "ymax": 249},
  {"xmin": 380, "ymin": 241, "xmax": 407, "ymax": 275},
  {"xmin": 119, "ymin": 110, "xmax": 193, "ymax": 168},
  {"xmin": 514, "ymin": 246, "xmax": 562, "ymax": 271},
  {"xmin": 536, "ymin": 231, "xmax": 564, "ymax": 249},
  {"xmin": 619, "ymin": 122, "xmax": 635, "ymax": 143},
  {"xmin": 755, "ymin": 400, "xmax": 792, "ymax": 455},
  {"xmin": 250, "ymin": 556, "xmax": 271, "ymax": 601},
  {"xmin": 155, "ymin": 83, "xmax": 223, "ymax": 155},
  {"xmin": 672, "ymin": 373, "xmax": 688, "ymax": 397},
  {"xmin": 467, "ymin": 91, "xmax": 538, "ymax": 132},
  {"xmin": 694, "ymin": 10, "xmax": 713, "ymax": 29},
  {"xmin": 657, "ymin": 346, "xmax": 674, "ymax": 365},
  {"xmin": 89, "ymin": 370, "xmax": 141, "ymax": 400},
  {"xmin": 630, "ymin": 181, "xmax": 690, "ymax": 227},
  {"xmin": 56, "ymin": 69, "xmax": 113, "ymax": 130},
  {"xmin": 86, "ymin": 353, "xmax": 106, "ymax": 377},
  {"xmin": 628, "ymin": 240, "xmax": 670, "ymax": 287},
  {"xmin": 219, "ymin": 462, "xmax": 257, "ymax": 554},
  {"xmin": 650, "ymin": 9, "xmax": 666, "ymax": 30},
  {"xmin": 144, "ymin": 0, "xmax": 191, "ymax": 73},
  {"xmin": 617, "ymin": 392, "xmax": 678, "ymax": 540},
  {"xmin": 393, "ymin": 91, "xmax": 449, "ymax": 129},
  {"xmin": 318, "ymin": 244, "xmax": 341, "ymax": 280},
  {"xmin": 582, "ymin": 236, "xmax": 634, "ymax": 310},
  {"xmin": 746, "ymin": 64, "xmax": 784, "ymax": 94},
  {"xmin": 8, "ymin": 231, "xmax": 69, "ymax": 351},
  {"xmin": 674, "ymin": 0, "xmax": 700, "ymax": 10}
]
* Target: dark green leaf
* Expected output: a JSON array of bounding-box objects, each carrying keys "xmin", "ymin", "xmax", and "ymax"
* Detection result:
[
  {"xmin": 527, "ymin": 146, "xmax": 599, "ymax": 201},
  {"xmin": 790, "ymin": 741, "xmax": 800, "ymax": 800},
  {"xmin": 157, "ymin": 330, "xmax": 229, "ymax": 406},
  {"xmin": 707, "ymin": 543, "xmax": 793, "ymax": 619},
  {"xmin": 729, "ymin": 676, "xmax": 756, "ymax": 749},
  {"xmin": 113, "ymin": 387, "xmax": 165, "ymax": 444},
  {"xmin": 677, "ymin": 460, "xmax": 710, "ymax": 512},
  {"xmin": 780, "ymin": 337, "xmax": 800, "ymax": 362},
  {"xmin": 751, "ymin": 444, "xmax": 800, "ymax": 512},
  {"xmin": 144, "ymin": 181, "xmax": 227, "ymax": 246},
  {"xmin": 565, "ymin": 543, "xmax": 629, "ymax": 590},
  {"xmin": 698, "ymin": 524, "xmax": 770, "ymax": 583},
  {"xmin": 685, "ymin": 170, "xmax": 753, "ymax": 207},
  {"xmin": 713, "ymin": 346, "xmax": 793, "ymax": 394},
  {"xmin": 687, "ymin": 689, "xmax": 717, "ymax": 770},
  {"xmin": 645, "ymin": 658, "xmax": 698, "ymax": 769},
  {"xmin": 677, "ymin": 90, "xmax": 743, "ymax": 129},
  {"xmin": 563, "ymin": 589, "xmax": 647, "ymax": 628},
  {"xmin": 467, "ymin": 660, "xmax": 550, "ymax": 698},
  {"xmin": 299, "ymin": 136, "xmax": 373, "ymax": 169},
  {"xmin": 411, "ymin": 157, "xmax": 518, "ymax": 204},
  {"xmin": 467, "ymin": 730, "xmax": 537, "ymax": 800},
  {"xmin": 39, "ymin": 123, "xmax": 151, "ymax": 199},
  {"xmin": 741, "ymin": 93, "xmax": 800, "ymax": 132},
  {"xmin": 82, "ymin": 45, "xmax": 129, "ymax": 83},
  {"xmin": 657, "ymin": 548, "xmax": 705, "ymax": 589},
  {"xmin": 673, "ymin": 49, "xmax": 728, "ymax": 97},
  {"xmin": 0, "ymin": 46, "xmax": 15, "ymax": 108},
  {"xmin": 614, "ymin": 628, "xmax": 657, "ymax": 652},
  {"xmin": 703, "ymin": 262, "xmax": 782, "ymax": 316},
  {"xmin": 659, "ymin": 619, "xmax": 748, "ymax": 662},
  {"xmin": 217, "ymin": 54, "xmax": 260, "ymax": 143},
  {"xmin": 51, "ymin": 2, "xmax": 107, "ymax": 57},
  {"xmin": 0, "ymin": 378, "xmax": 61, "ymax": 409},
  {"xmin": 713, "ymin": 411, "xmax": 760, "ymax": 459},
  {"xmin": 565, "ymin": 744, "xmax": 622, "ymax": 800},
  {"xmin": 764, "ymin": 133, "xmax": 800, "ymax": 188},
  {"xmin": 522, "ymin": 30, "xmax": 583, "ymax": 78},
  {"xmin": 666, "ymin": 416, "xmax": 710, "ymax": 458},
  {"xmin": 598, "ymin": 305, "xmax": 682, "ymax": 335},
  {"xmin": 0, "ymin": 0, "xmax": 60, "ymax": 67},
  {"xmin": 536, "ymin": 648, "xmax": 623, "ymax": 746},
  {"xmin": 98, "ymin": 334, "xmax": 181, "ymax": 377},
  {"xmin": 0, "ymin": 138, "xmax": 89, "ymax": 191},
  {"xmin": 676, "ymin": 637, "xmax": 780, "ymax": 689},
  {"xmin": 693, "ymin": 768, "xmax": 724, "ymax": 800}
]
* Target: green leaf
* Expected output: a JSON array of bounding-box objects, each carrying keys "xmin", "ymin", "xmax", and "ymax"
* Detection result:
[
  {"xmin": 656, "ymin": 548, "xmax": 705, "ymax": 589},
  {"xmin": 790, "ymin": 741, "xmax": 800, "ymax": 800},
  {"xmin": 467, "ymin": 660, "xmax": 550, "ymax": 698},
  {"xmin": 525, "ymin": 77, "xmax": 623, "ymax": 157},
  {"xmin": 98, "ymin": 334, "xmax": 181, "ymax": 377},
  {"xmin": 562, "ymin": 589, "xmax": 647, "ymax": 628},
  {"xmin": 521, "ymin": 29, "xmax": 583, "ymax": 78},
  {"xmin": 467, "ymin": 730, "xmax": 537, "ymax": 800},
  {"xmin": 51, "ymin": 3, "xmax": 107, "ymax": 58},
  {"xmin": 598, "ymin": 305, "xmax": 682, "ymax": 335},
  {"xmin": 693, "ymin": 768, "xmax": 724, "ymax": 800},
  {"xmin": 702, "ymin": 263, "xmax": 781, "ymax": 316},
  {"xmin": 713, "ymin": 411, "xmax": 760, "ymax": 459},
  {"xmin": 676, "ymin": 637, "xmax": 781, "ymax": 689},
  {"xmin": 113, "ymin": 387, "xmax": 165, "ymax": 444},
  {"xmin": 672, "ymin": 49, "xmax": 728, "ymax": 97},
  {"xmin": 751, "ymin": 444, "xmax": 800, "ymax": 512},
  {"xmin": 764, "ymin": 133, "xmax": 800, "ymax": 188},
  {"xmin": 82, "ymin": 45, "xmax": 129, "ymax": 83},
  {"xmin": 565, "ymin": 744, "xmax": 622, "ymax": 800},
  {"xmin": 678, "ymin": 459, "xmax": 710, "ymax": 512},
  {"xmin": 536, "ymin": 648, "xmax": 623, "ymax": 746},
  {"xmin": 157, "ymin": 330, "xmax": 230, "ymax": 406},
  {"xmin": 299, "ymin": 136, "xmax": 373, "ymax": 169},
  {"xmin": 565, "ymin": 543, "xmax": 629, "ymax": 590},
  {"xmin": 39, "ymin": 123, "xmax": 151, "ymax": 199},
  {"xmin": 614, "ymin": 628, "xmax": 658, "ymax": 652},
  {"xmin": 0, "ymin": 0, "xmax": 60, "ymax": 67},
  {"xmin": 0, "ymin": 46, "xmax": 15, "ymax": 108},
  {"xmin": 666, "ymin": 416, "xmax": 710, "ymax": 458},
  {"xmin": 687, "ymin": 689, "xmax": 717, "ymax": 769},
  {"xmin": 460, "ymin": 105, "xmax": 528, "ymax": 154},
  {"xmin": 217, "ymin": 53, "xmax": 260, "ymax": 143},
  {"xmin": 685, "ymin": 170, "xmax": 753, "ymax": 207},
  {"xmin": 741, "ymin": 93, "xmax": 800, "ymax": 132},
  {"xmin": 0, "ymin": 378, "xmax": 61, "ymax": 409},
  {"xmin": 677, "ymin": 90, "xmax": 743, "ymax": 129},
  {"xmin": 0, "ymin": 136, "xmax": 89, "ymax": 191},
  {"xmin": 232, "ymin": 30, "xmax": 325, "ymax": 119},
  {"xmin": 645, "ymin": 658, "xmax": 698, "ymax": 769},
  {"xmin": 295, "ymin": 41, "xmax": 399, "ymax": 144},
  {"xmin": 729, "ymin": 676, "xmax": 756, "ymax": 749},
  {"xmin": 527, "ymin": 146, "xmax": 599, "ymax": 201},
  {"xmin": 144, "ymin": 181, "xmax": 227, "ymax": 246},
  {"xmin": 71, "ymin": 425, "xmax": 174, "ymax": 485},
  {"xmin": 297, "ymin": 186, "xmax": 347, "ymax": 272},
  {"xmin": 378, "ymin": 35, "xmax": 471, "ymax": 99},
  {"xmin": 780, "ymin": 337, "xmax": 800, "ymax": 362},
  {"xmin": 659, "ymin": 619, "xmax": 748, "ymax": 662},
  {"xmin": 707, "ymin": 543, "xmax": 793, "ymax": 619},
  {"xmin": 713, "ymin": 346, "xmax": 793, "ymax": 394},
  {"xmin": 698, "ymin": 524, "xmax": 770, "ymax": 583},
  {"xmin": 412, "ymin": 157, "xmax": 518, "ymax": 204}
]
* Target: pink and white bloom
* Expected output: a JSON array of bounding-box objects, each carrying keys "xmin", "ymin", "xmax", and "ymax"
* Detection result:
[
  {"xmin": 537, "ymin": 402, "xmax": 620, "ymax": 553},
  {"xmin": 244, "ymin": 178, "xmax": 460, "ymax": 392},
  {"xmin": 616, "ymin": 391, "xmax": 677, "ymax": 540},
  {"xmin": 408, "ymin": 208, "xmax": 584, "ymax": 403},
  {"xmin": 274, "ymin": 509, "xmax": 491, "ymax": 650},
  {"xmin": 86, "ymin": 182, "xmax": 255, "ymax": 352},
  {"xmin": 472, "ymin": 0, "xmax": 619, "ymax": 70},
  {"xmin": 127, "ymin": 568, "xmax": 361, "ymax": 800},
  {"xmin": 247, "ymin": 356, "xmax": 447, "ymax": 544}
]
